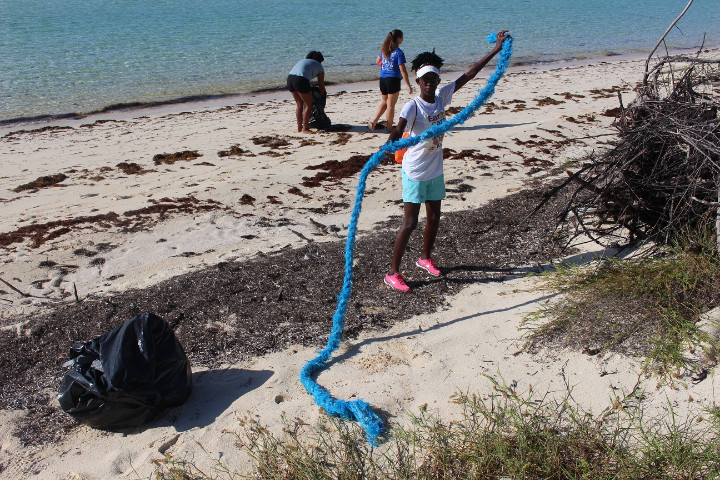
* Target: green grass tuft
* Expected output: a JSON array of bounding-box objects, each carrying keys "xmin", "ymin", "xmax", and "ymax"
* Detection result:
[
  {"xmin": 524, "ymin": 235, "xmax": 720, "ymax": 381},
  {"xmin": 152, "ymin": 377, "xmax": 720, "ymax": 480}
]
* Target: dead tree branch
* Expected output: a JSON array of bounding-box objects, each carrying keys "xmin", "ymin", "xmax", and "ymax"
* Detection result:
[
  {"xmin": 643, "ymin": 0, "xmax": 695, "ymax": 86},
  {"xmin": 549, "ymin": 48, "xmax": 720, "ymax": 252}
]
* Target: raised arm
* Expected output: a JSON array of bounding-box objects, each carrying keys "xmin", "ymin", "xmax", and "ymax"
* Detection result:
[{"xmin": 453, "ymin": 30, "xmax": 509, "ymax": 92}]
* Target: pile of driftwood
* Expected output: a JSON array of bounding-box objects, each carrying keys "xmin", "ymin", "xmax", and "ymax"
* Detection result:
[{"xmin": 552, "ymin": 50, "xmax": 720, "ymax": 250}]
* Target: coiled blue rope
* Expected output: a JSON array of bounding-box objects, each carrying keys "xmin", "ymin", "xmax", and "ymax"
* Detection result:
[{"xmin": 299, "ymin": 33, "xmax": 513, "ymax": 444}]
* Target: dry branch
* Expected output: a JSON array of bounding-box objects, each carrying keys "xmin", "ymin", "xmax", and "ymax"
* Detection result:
[
  {"xmin": 643, "ymin": 0, "xmax": 695, "ymax": 86},
  {"xmin": 551, "ymin": 49, "xmax": 720, "ymax": 251}
]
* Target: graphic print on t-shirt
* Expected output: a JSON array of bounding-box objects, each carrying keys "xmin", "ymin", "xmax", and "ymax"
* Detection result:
[
  {"xmin": 380, "ymin": 49, "xmax": 405, "ymax": 78},
  {"xmin": 381, "ymin": 53, "xmax": 394, "ymax": 70},
  {"xmin": 399, "ymin": 82, "xmax": 455, "ymax": 181},
  {"xmin": 426, "ymin": 110, "xmax": 446, "ymax": 151}
]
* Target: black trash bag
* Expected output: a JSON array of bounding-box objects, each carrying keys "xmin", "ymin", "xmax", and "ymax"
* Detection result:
[
  {"xmin": 58, "ymin": 312, "xmax": 192, "ymax": 430},
  {"xmin": 309, "ymin": 86, "xmax": 331, "ymax": 130}
]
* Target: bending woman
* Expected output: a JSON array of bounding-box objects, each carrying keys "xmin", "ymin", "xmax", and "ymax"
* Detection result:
[
  {"xmin": 369, "ymin": 30, "xmax": 412, "ymax": 132},
  {"xmin": 287, "ymin": 51, "xmax": 326, "ymax": 133}
]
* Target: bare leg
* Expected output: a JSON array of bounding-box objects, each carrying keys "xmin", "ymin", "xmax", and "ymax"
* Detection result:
[
  {"xmin": 421, "ymin": 200, "xmax": 442, "ymax": 259},
  {"xmin": 385, "ymin": 91, "xmax": 400, "ymax": 131},
  {"xmin": 370, "ymin": 93, "xmax": 388, "ymax": 130},
  {"xmin": 291, "ymin": 91, "xmax": 304, "ymax": 132},
  {"xmin": 389, "ymin": 202, "xmax": 421, "ymax": 274},
  {"xmin": 297, "ymin": 90, "xmax": 314, "ymax": 133}
]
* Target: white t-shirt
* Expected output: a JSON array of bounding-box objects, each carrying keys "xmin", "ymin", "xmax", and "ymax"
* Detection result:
[{"xmin": 399, "ymin": 82, "xmax": 455, "ymax": 181}]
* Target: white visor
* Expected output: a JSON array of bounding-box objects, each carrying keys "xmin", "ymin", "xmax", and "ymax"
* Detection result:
[{"xmin": 416, "ymin": 65, "xmax": 441, "ymax": 79}]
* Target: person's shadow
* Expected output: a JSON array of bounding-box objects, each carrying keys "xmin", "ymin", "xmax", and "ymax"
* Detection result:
[
  {"xmin": 325, "ymin": 245, "xmax": 624, "ymax": 368},
  {"xmin": 155, "ymin": 367, "xmax": 273, "ymax": 431}
]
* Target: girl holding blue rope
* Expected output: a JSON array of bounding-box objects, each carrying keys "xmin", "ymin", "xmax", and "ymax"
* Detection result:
[
  {"xmin": 384, "ymin": 30, "xmax": 509, "ymax": 292},
  {"xmin": 300, "ymin": 31, "xmax": 512, "ymax": 444}
]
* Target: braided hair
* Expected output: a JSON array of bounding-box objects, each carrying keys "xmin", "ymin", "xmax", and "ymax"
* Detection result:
[{"xmin": 410, "ymin": 51, "xmax": 444, "ymax": 72}]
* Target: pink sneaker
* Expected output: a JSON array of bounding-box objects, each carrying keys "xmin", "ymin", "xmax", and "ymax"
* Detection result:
[
  {"xmin": 416, "ymin": 257, "xmax": 441, "ymax": 276},
  {"xmin": 384, "ymin": 273, "xmax": 411, "ymax": 292}
]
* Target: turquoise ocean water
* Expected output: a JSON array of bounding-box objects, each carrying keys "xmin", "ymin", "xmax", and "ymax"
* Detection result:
[{"xmin": 1, "ymin": 0, "xmax": 718, "ymax": 124}]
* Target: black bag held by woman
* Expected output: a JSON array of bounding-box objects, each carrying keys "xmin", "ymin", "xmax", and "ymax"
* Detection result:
[{"xmin": 309, "ymin": 86, "xmax": 331, "ymax": 130}]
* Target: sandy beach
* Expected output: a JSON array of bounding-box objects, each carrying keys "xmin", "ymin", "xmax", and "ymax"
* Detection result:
[{"xmin": 1, "ymin": 52, "xmax": 718, "ymax": 479}]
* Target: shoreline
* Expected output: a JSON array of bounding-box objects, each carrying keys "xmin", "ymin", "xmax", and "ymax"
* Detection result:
[
  {"xmin": 3, "ymin": 44, "xmax": 717, "ymax": 134},
  {"xmin": 1, "ymin": 49, "xmax": 719, "ymax": 479}
]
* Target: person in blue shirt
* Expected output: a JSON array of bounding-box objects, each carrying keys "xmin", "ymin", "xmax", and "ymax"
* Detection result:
[
  {"xmin": 287, "ymin": 51, "xmax": 326, "ymax": 133},
  {"xmin": 369, "ymin": 30, "xmax": 413, "ymax": 132}
]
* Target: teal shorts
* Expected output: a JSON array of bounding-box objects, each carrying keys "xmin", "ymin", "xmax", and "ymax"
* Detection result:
[{"xmin": 402, "ymin": 170, "xmax": 446, "ymax": 203}]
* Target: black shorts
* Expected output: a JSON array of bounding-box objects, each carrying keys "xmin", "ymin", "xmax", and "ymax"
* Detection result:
[
  {"xmin": 287, "ymin": 74, "xmax": 311, "ymax": 94},
  {"xmin": 379, "ymin": 76, "xmax": 401, "ymax": 95}
]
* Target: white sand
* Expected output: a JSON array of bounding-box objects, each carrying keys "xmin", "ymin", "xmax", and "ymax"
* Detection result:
[{"xmin": 1, "ymin": 52, "xmax": 718, "ymax": 479}]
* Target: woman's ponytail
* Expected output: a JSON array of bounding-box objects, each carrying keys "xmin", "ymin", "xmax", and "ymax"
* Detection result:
[{"xmin": 380, "ymin": 29, "xmax": 403, "ymax": 60}]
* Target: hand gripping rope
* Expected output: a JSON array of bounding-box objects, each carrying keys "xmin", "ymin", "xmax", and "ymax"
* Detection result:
[{"xmin": 299, "ymin": 33, "xmax": 513, "ymax": 444}]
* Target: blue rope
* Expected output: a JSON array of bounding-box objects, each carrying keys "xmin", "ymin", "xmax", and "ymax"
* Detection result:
[{"xmin": 299, "ymin": 33, "xmax": 513, "ymax": 444}]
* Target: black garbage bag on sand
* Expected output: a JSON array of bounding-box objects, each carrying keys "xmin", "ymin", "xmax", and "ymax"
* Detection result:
[
  {"xmin": 309, "ymin": 85, "xmax": 331, "ymax": 130},
  {"xmin": 58, "ymin": 312, "xmax": 192, "ymax": 430}
]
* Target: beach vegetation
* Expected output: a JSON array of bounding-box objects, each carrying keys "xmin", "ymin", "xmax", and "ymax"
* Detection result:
[
  {"xmin": 524, "ymin": 229, "xmax": 720, "ymax": 382},
  {"xmin": 522, "ymin": 48, "xmax": 720, "ymax": 383},
  {"xmin": 151, "ymin": 377, "xmax": 720, "ymax": 479}
]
